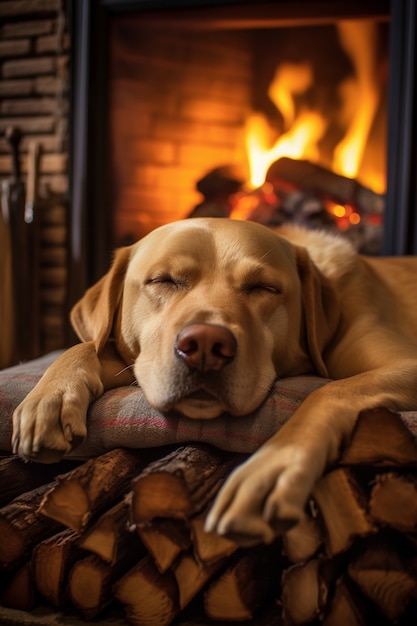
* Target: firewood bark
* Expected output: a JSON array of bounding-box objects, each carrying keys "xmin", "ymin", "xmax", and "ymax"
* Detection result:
[
  {"xmin": 137, "ymin": 519, "xmax": 191, "ymax": 573},
  {"xmin": 0, "ymin": 481, "xmax": 62, "ymax": 570},
  {"xmin": 281, "ymin": 558, "xmax": 327, "ymax": 625},
  {"xmin": 266, "ymin": 157, "xmax": 384, "ymax": 215},
  {"xmin": 341, "ymin": 408, "xmax": 417, "ymax": 466},
  {"xmin": 32, "ymin": 528, "xmax": 83, "ymax": 606},
  {"xmin": 369, "ymin": 472, "xmax": 417, "ymax": 531},
  {"xmin": 282, "ymin": 510, "xmax": 323, "ymax": 563},
  {"xmin": 79, "ymin": 500, "xmax": 144, "ymax": 565},
  {"xmin": 313, "ymin": 468, "xmax": 375, "ymax": 556},
  {"xmin": 204, "ymin": 543, "xmax": 281, "ymax": 621},
  {"xmin": 68, "ymin": 547, "xmax": 142, "ymax": 619},
  {"xmin": 0, "ymin": 456, "xmax": 80, "ymax": 507},
  {"xmin": 114, "ymin": 550, "xmax": 226, "ymax": 626},
  {"xmin": 0, "ymin": 562, "xmax": 38, "ymax": 611},
  {"xmin": 39, "ymin": 448, "xmax": 153, "ymax": 533},
  {"xmin": 129, "ymin": 444, "xmax": 243, "ymax": 524},
  {"xmin": 348, "ymin": 535, "xmax": 417, "ymax": 620}
]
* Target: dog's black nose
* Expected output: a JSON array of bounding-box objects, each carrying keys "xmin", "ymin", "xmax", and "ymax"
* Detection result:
[{"xmin": 175, "ymin": 323, "xmax": 237, "ymax": 372}]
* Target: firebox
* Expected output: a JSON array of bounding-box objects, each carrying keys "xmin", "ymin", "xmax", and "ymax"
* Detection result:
[{"xmin": 68, "ymin": 0, "xmax": 417, "ymax": 306}]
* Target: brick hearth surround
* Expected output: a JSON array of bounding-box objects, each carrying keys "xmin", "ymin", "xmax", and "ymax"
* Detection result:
[{"xmin": 0, "ymin": 0, "xmax": 69, "ymax": 357}]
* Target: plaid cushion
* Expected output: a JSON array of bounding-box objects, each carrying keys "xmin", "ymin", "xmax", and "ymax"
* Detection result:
[{"xmin": 1, "ymin": 352, "xmax": 416, "ymax": 459}]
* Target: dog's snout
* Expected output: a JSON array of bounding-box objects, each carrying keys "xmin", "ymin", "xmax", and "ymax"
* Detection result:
[{"xmin": 175, "ymin": 323, "xmax": 237, "ymax": 372}]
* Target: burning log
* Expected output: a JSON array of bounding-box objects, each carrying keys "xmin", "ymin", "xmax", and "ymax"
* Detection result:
[{"xmin": 266, "ymin": 157, "xmax": 384, "ymax": 215}]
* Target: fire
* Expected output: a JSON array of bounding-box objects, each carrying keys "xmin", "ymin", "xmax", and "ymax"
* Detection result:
[
  {"xmin": 244, "ymin": 20, "xmax": 385, "ymax": 195},
  {"xmin": 246, "ymin": 109, "xmax": 326, "ymax": 188},
  {"xmin": 333, "ymin": 21, "xmax": 381, "ymax": 188}
]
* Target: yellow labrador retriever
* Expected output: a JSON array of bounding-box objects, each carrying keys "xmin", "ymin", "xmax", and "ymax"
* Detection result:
[{"xmin": 12, "ymin": 218, "xmax": 417, "ymax": 546}]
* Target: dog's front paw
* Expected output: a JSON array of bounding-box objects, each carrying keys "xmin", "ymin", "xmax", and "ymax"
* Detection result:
[
  {"xmin": 12, "ymin": 384, "xmax": 91, "ymax": 463},
  {"xmin": 205, "ymin": 444, "xmax": 320, "ymax": 546}
]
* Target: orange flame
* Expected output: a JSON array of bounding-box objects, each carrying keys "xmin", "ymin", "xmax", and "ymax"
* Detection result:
[
  {"xmin": 244, "ymin": 20, "xmax": 385, "ymax": 194},
  {"xmin": 332, "ymin": 21, "xmax": 382, "ymax": 190}
]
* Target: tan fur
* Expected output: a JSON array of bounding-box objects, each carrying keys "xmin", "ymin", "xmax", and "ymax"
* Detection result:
[{"xmin": 12, "ymin": 218, "xmax": 417, "ymax": 546}]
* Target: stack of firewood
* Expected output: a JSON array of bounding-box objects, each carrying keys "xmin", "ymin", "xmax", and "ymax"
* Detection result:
[{"xmin": 1, "ymin": 407, "xmax": 417, "ymax": 625}]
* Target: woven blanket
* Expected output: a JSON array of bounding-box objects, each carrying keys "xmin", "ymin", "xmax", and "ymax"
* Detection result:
[{"xmin": 1, "ymin": 352, "xmax": 417, "ymax": 459}]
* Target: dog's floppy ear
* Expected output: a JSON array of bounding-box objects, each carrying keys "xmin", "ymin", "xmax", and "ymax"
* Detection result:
[
  {"xmin": 70, "ymin": 246, "xmax": 132, "ymax": 352},
  {"xmin": 296, "ymin": 246, "xmax": 341, "ymax": 378}
]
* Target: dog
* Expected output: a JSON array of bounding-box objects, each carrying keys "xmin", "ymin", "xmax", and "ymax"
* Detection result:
[{"xmin": 12, "ymin": 218, "xmax": 417, "ymax": 546}]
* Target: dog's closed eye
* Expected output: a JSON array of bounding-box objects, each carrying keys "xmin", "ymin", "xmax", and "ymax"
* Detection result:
[
  {"xmin": 146, "ymin": 275, "xmax": 190, "ymax": 290},
  {"xmin": 241, "ymin": 282, "xmax": 282, "ymax": 295}
]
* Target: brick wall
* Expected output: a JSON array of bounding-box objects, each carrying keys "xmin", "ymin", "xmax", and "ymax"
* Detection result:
[
  {"xmin": 109, "ymin": 15, "xmax": 252, "ymax": 244},
  {"xmin": 0, "ymin": 0, "xmax": 69, "ymax": 358}
]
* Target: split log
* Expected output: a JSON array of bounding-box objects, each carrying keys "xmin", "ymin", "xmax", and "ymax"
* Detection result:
[
  {"xmin": 190, "ymin": 512, "xmax": 237, "ymax": 566},
  {"xmin": 137, "ymin": 519, "xmax": 191, "ymax": 573},
  {"xmin": 281, "ymin": 558, "xmax": 327, "ymax": 625},
  {"xmin": 114, "ymin": 551, "xmax": 226, "ymax": 626},
  {"xmin": 341, "ymin": 408, "xmax": 417, "ymax": 466},
  {"xmin": 0, "ymin": 482, "xmax": 62, "ymax": 570},
  {"xmin": 322, "ymin": 577, "xmax": 379, "ymax": 626},
  {"xmin": 313, "ymin": 468, "xmax": 375, "ymax": 556},
  {"xmin": 0, "ymin": 562, "xmax": 38, "ymax": 611},
  {"xmin": 0, "ymin": 456, "xmax": 80, "ymax": 507},
  {"xmin": 79, "ymin": 499, "xmax": 144, "ymax": 565},
  {"xmin": 348, "ymin": 534, "xmax": 417, "ymax": 621},
  {"xmin": 282, "ymin": 509, "xmax": 323, "ymax": 563},
  {"xmin": 266, "ymin": 157, "xmax": 384, "ymax": 215},
  {"xmin": 68, "ymin": 550, "xmax": 143, "ymax": 619},
  {"xmin": 114, "ymin": 555, "xmax": 179, "ymax": 626},
  {"xmin": 32, "ymin": 528, "xmax": 84, "ymax": 606},
  {"xmin": 204, "ymin": 543, "xmax": 281, "ymax": 622},
  {"xmin": 369, "ymin": 472, "xmax": 417, "ymax": 531},
  {"xmin": 129, "ymin": 444, "xmax": 244, "ymax": 524},
  {"xmin": 39, "ymin": 448, "xmax": 154, "ymax": 533}
]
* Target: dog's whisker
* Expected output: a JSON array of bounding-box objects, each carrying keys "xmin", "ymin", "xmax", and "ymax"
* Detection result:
[{"xmin": 116, "ymin": 363, "xmax": 135, "ymax": 377}]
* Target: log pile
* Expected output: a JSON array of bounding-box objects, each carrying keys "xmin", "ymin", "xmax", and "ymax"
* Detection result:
[{"xmin": 1, "ymin": 407, "xmax": 417, "ymax": 625}]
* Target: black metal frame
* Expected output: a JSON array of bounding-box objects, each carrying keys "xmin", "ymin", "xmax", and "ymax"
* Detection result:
[{"xmin": 68, "ymin": 0, "xmax": 416, "ymax": 308}]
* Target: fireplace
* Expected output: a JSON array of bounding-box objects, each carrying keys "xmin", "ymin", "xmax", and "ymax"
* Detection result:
[{"xmin": 68, "ymin": 0, "xmax": 417, "ymax": 306}]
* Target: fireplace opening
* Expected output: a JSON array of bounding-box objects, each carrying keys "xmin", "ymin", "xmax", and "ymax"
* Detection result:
[
  {"xmin": 69, "ymin": 0, "xmax": 417, "ymax": 305},
  {"xmin": 108, "ymin": 10, "xmax": 388, "ymax": 255}
]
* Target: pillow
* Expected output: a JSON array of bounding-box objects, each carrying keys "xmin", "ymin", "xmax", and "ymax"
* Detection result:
[{"xmin": 1, "ymin": 352, "xmax": 416, "ymax": 459}]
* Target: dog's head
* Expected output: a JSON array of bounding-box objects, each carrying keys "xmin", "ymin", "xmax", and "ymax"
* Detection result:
[{"xmin": 71, "ymin": 219, "xmax": 339, "ymax": 418}]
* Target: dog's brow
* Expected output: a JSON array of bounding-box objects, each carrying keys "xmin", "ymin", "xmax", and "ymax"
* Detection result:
[{"xmin": 259, "ymin": 243, "xmax": 281, "ymax": 262}]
